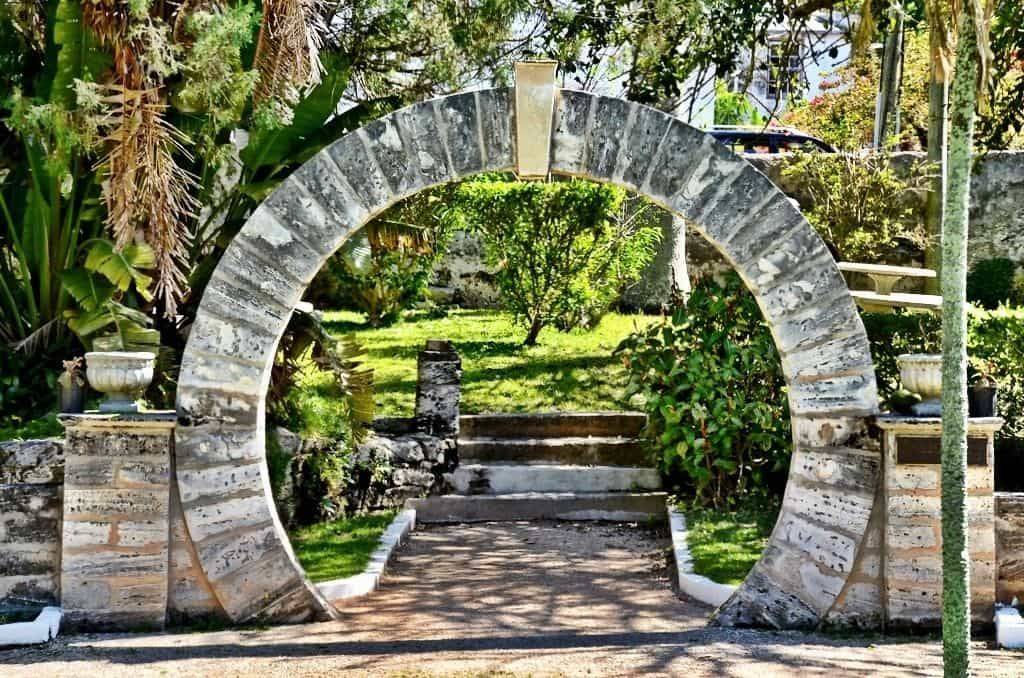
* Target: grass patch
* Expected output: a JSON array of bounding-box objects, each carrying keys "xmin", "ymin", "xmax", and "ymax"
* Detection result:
[
  {"xmin": 289, "ymin": 511, "xmax": 397, "ymax": 582},
  {"xmin": 683, "ymin": 499, "xmax": 779, "ymax": 586},
  {"xmin": 319, "ymin": 308, "xmax": 659, "ymax": 417}
]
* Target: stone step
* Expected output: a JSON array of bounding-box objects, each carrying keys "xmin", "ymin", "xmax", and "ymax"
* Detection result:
[
  {"xmin": 447, "ymin": 463, "xmax": 662, "ymax": 495},
  {"xmin": 407, "ymin": 492, "xmax": 668, "ymax": 523},
  {"xmin": 459, "ymin": 436, "xmax": 648, "ymax": 466},
  {"xmin": 459, "ymin": 411, "xmax": 646, "ymax": 439}
]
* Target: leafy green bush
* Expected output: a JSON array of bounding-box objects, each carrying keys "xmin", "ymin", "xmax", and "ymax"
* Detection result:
[
  {"xmin": 967, "ymin": 257, "xmax": 1021, "ymax": 309},
  {"xmin": 967, "ymin": 306, "xmax": 1024, "ymax": 441},
  {"xmin": 0, "ymin": 413, "xmax": 62, "ymax": 442},
  {"xmin": 267, "ymin": 309, "xmax": 376, "ymax": 525},
  {"xmin": 451, "ymin": 178, "xmax": 660, "ymax": 345},
  {"xmin": 617, "ymin": 274, "xmax": 791, "ymax": 508},
  {"xmin": 780, "ymin": 152, "xmax": 929, "ymax": 262},
  {"xmin": 0, "ymin": 348, "xmax": 60, "ymax": 430}
]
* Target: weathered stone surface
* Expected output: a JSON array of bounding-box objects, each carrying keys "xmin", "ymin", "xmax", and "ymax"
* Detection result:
[
  {"xmin": 643, "ymin": 119, "xmax": 712, "ymax": 203},
  {"xmin": 687, "ymin": 164, "xmax": 779, "ymax": 247},
  {"xmin": 217, "ymin": 237, "xmax": 310, "ymax": 307},
  {"xmin": 476, "ymin": 88, "xmax": 514, "ymax": 171},
  {"xmin": 712, "ymin": 565, "xmax": 820, "ymax": 629},
  {"xmin": 395, "ymin": 103, "xmax": 454, "ymax": 188},
  {"xmin": 116, "ymin": 457, "xmax": 170, "ymax": 488},
  {"xmin": 0, "ymin": 454, "xmax": 62, "ymax": 617},
  {"xmin": 61, "ymin": 416, "xmax": 173, "ymax": 630},
  {"xmin": 550, "ymin": 89, "xmax": 592, "ymax": 175},
  {"xmin": 586, "ymin": 96, "xmax": 632, "ymax": 180},
  {"xmin": 184, "ymin": 492, "xmax": 271, "ymax": 544},
  {"xmin": 434, "ymin": 92, "xmax": 483, "ymax": 177},
  {"xmin": 0, "ymin": 438, "xmax": 64, "ymax": 484},
  {"xmin": 773, "ymin": 510, "xmax": 859, "ymax": 576},
  {"xmin": 324, "ymin": 132, "xmax": 392, "ymax": 214},
  {"xmin": 175, "ymin": 461, "xmax": 264, "ymax": 505},
  {"xmin": 286, "ymin": 157, "xmax": 366, "ymax": 246},
  {"xmin": 175, "ymin": 425, "xmax": 262, "ymax": 466},
  {"xmin": 65, "ymin": 457, "xmax": 115, "ymax": 486},
  {"xmin": 787, "ymin": 446, "xmax": 880, "ymax": 494},
  {"xmin": 196, "ymin": 521, "xmax": 279, "ymax": 582},
  {"xmin": 167, "ymin": 480, "xmax": 227, "ymax": 623},
  {"xmin": 618, "ymin": 105, "xmax": 672, "ymax": 189},
  {"xmin": 64, "ymin": 488, "xmax": 168, "ymax": 520},
  {"xmin": 996, "ymin": 492, "xmax": 1024, "ymax": 603},
  {"xmin": 782, "ymin": 481, "xmax": 874, "ymax": 535}
]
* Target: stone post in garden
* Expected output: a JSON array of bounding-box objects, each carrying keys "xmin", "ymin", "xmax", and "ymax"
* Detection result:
[
  {"xmin": 415, "ymin": 340, "xmax": 462, "ymax": 438},
  {"xmin": 59, "ymin": 412, "xmax": 175, "ymax": 630}
]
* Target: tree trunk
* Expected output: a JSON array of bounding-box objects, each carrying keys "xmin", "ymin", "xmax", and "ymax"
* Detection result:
[
  {"xmin": 940, "ymin": 8, "xmax": 978, "ymax": 677},
  {"xmin": 523, "ymin": 317, "xmax": 544, "ymax": 346},
  {"xmin": 873, "ymin": 7, "xmax": 906, "ymax": 148},
  {"xmin": 924, "ymin": 5, "xmax": 951, "ymax": 294}
]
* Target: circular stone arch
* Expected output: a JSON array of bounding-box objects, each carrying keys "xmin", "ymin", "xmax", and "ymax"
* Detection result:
[{"xmin": 176, "ymin": 87, "xmax": 880, "ymax": 627}]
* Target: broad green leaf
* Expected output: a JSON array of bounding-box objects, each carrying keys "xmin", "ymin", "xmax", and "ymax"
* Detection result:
[
  {"xmin": 84, "ymin": 240, "xmax": 155, "ymax": 297},
  {"xmin": 60, "ymin": 268, "xmax": 114, "ymax": 312}
]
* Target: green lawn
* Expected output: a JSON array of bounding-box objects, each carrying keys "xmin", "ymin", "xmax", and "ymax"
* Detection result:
[
  {"xmin": 310, "ymin": 308, "xmax": 659, "ymax": 418},
  {"xmin": 684, "ymin": 500, "xmax": 779, "ymax": 586},
  {"xmin": 289, "ymin": 511, "xmax": 397, "ymax": 582}
]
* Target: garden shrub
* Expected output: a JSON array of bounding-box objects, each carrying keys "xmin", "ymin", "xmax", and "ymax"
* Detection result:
[
  {"xmin": 306, "ymin": 191, "xmax": 453, "ymax": 327},
  {"xmin": 266, "ymin": 309, "xmax": 376, "ymax": 526},
  {"xmin": 966, "ymin": 257, "xmax": 1021, "ymax": 309},
  {"xmin": 0, "ymin": 347, "xmax": 60, "ymax": 429},
  {"xmin": 780, "ymin": 152, "xmax": 929, "ymax": 263},
  {"xmin": 617, "ymin": 273, "xmax": 791, "ymax": 508},
  {"xmin": 451, "ymin": 178, "xmax": 660, "ymax": 345}
]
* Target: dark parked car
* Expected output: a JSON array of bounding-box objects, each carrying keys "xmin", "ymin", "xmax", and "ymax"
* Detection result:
[{"xmin": 708, "ymin": 126, "xmax": 836, "ymax": 154}]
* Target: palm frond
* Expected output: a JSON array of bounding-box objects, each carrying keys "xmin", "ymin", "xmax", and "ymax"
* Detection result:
[
  {"xmin": 252, "ymin": 0, "xmax": 326, "ymax": 115},
  {"xmin": 11, "ymin": 317, "xmax": 62, "ymax": 354},
  {"xmin": 93, "ymin": 85, "xmax": 198, "ymax": 317}
]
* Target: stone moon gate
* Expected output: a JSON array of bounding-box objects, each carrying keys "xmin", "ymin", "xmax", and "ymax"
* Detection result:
[{"xmin": 176, "ymin": 86, "xmax": 880, "ymax": 627}]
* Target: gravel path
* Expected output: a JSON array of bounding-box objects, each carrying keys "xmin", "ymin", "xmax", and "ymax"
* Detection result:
[{"xmin": 2, "ymin": 521, "xmax": 1023, "ymax": 676}]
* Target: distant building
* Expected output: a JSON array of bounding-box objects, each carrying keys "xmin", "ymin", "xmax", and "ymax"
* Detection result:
[{"xmin": 737, "ymin": 12, "xmax": 854, "ymax": 122}]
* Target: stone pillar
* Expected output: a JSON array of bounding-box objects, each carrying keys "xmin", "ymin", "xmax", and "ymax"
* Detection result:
[
  {"xmin": 0, "ymin": 439, "xmax": 64, "ymax": 619},
  {"xmin": 60, "ymin": 413, "xmax": 175, "ymax": 630},
  {"xmin": 995, "ymin": 492, "xmax": 1024, "ymax": 604},
  {"xmin": 414, "ymin": 339, "xmax": 462, "ymax": 437},
  {"xmin": 877, "ymin": 415, "xmax": 1002, "ymax": 628}
]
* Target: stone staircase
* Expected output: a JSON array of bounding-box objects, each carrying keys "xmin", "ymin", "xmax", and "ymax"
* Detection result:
[{"xmin": 408, "ymin": 412, "xmax": 667, "ymax": 522}]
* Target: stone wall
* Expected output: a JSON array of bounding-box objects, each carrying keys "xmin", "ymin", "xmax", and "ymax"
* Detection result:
[
  {"xmin": 0, "ymin": 439, "xmax": 63, "ymax": 619},
  {"xmin": 996, "ymin": 492, "xmax": 1024, "ymax": 604}
]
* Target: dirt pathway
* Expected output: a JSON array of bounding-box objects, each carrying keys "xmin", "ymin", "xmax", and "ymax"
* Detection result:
[{"xmin": 2, "ymin": 521, "xmax": 1022, "ymax": 676}]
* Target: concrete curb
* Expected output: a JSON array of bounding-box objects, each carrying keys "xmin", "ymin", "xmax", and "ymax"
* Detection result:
[
  {"xmin": 668, "ymin": 507, "xmax": 737, "ymax": 608},
  {"xmin": 0, "ymin": 607, "xmax": 62, "ymax": 646},
  {"xmin": 315, "ymin": 509, "xmax": 416, "ymax": 601}
]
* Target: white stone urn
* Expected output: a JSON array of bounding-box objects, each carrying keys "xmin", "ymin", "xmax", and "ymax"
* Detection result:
[
  {"xmin": 896, "ymin": 353, "xmax": 943, "ymax": 416},
  {"xmin": 85, "ymin": 352, "xmax": 156, "ymax": 413}
]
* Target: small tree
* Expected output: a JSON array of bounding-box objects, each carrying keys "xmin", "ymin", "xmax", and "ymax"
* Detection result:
[
  {"xmin": 781, "ymin": 151, "xmax": 930, "ymax": 262},
  {"xmin": 451, "ymin": 179, "xmax": 660, "ymax": 346}
]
